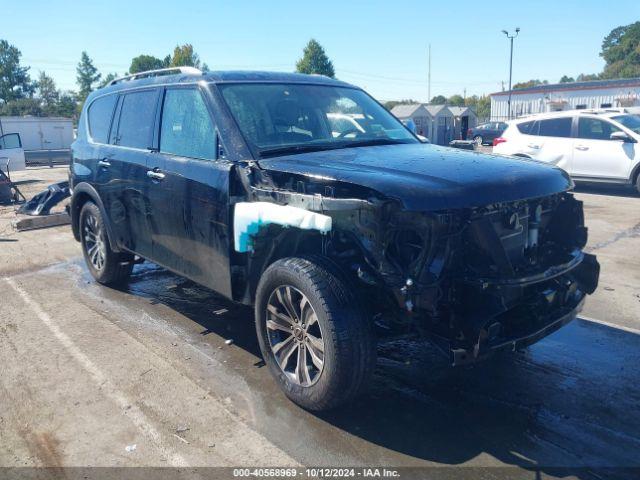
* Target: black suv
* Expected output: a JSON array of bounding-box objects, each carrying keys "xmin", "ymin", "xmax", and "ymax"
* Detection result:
[{"xmin": 70, "ymin": 68, "xmax": 599, "ymax": 411}]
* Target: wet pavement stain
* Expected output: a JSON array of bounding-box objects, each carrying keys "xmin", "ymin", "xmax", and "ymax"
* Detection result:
[{"xmin": 75, "ymin": 262, "xmax": 640, "ymax": 477}]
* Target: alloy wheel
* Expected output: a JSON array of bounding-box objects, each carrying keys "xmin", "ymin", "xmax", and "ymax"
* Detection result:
[
  {"xmin": 83, "ymin": 212, "xmax": 106, "ymax": 271},
  {"xmin": 265, "ymin": 285, "xmax": 325, "ymax": 387}
]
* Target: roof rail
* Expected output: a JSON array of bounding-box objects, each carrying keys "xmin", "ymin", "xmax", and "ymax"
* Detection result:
[{"xmin": 108, "ymin": 67, "xmax": 202, "ymax": 86}]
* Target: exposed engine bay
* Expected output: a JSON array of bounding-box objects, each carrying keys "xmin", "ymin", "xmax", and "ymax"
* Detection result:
[{"xmin": 230, "ymin": 164, "xmax": 600, "ymax": 366}]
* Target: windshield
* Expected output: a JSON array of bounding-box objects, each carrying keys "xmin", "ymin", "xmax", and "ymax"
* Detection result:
[
  {"xmin": 218, "ymin": 83, "xmax": 418, "ymax": 158},
  {"xmin": 611, "ymin": 114, "xmax": 640, "ymax": 134}
]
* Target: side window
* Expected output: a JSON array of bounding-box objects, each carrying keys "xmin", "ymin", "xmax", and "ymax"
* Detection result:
[
  {"xmin": 115, "ymin": 90, "xmax": 158, "ymax": 149},
  {"xmin": 88, "ymin": 94, "xmax": 117, "ymax": 144},
  {"xmin": 160, "ymin": 89, "xmax": 216, "ymax": 160},
  {"xmin": 538, "ymin": 117, "xmax": 572, "ymax": 138},
  {"xmin": 517, "ymin": 121, "xmax": 534, "ymax": 134},
  {"xmin": 577, "ymin": 118, "xmax": 621, "ymax": 140},
  {"xmin": 0, "ymin": 133, "xmax": 21, "ymax": 149}
]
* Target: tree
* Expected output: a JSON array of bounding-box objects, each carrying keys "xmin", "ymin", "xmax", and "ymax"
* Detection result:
[
  {"xmin": 99, "ymin": 72, "xmax": 119, "ymax": 88},
  {"xmin": 447, "ymin": 94, "xmax": 465, "ymax": 106},
  {"xmin": 464, "ymin": 95, "xmax": 491, "ymax": 120},
  {"xmin": 53, "ymin": 91, "xmax": 79, "ymax": 118},
  {"xmin": 512, "ymin": 79, "xmax": 548, "ymax": 89},
  {"xmin": 295, "ymin": 39, "xmax": 335, "ymax": 78},
  {"xmin": 600, "ymin": 21, "xmax": 640, "ymax": 79},
  {"xmin": 559, "ymin": 75, "xmax": 575, "ymax": 83},
  {"xmin": 577, "ymin": 73, "xmax": 599, "ymax": 81},
  {"xmin": 37, "ymin": 71, "xmax": 59, "ymax": 108},
  {"xmin": 76, "ymin": 51, "xmax": 101, "ymax": 100},
  {"xmin": 129, "ymin": 54, "xmax": 167, "ymax": 74},
  {"xmin": 0, "ymin": 97, "xmax": 43, "ymax": 116},
  {"xmin": 170, "ymin": 44, "xmax": 201, "ymax": 68},
  {"xmin": 429, "ymin": 95, "xmax": 446, "ymax": 105},
  {"xmin": 0, "ymin": 39, "xmax": 35, "ymax": 102}
]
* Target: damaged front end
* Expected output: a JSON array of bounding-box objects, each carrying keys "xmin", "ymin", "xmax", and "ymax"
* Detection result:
[{"xmin": 232, "ymin": 165, "xmax": 600, "ymax": 366}]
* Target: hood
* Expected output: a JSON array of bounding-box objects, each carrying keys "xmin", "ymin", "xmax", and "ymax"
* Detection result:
[{"xmin": 258, "ymin": 143, "xmax": 573, "ymax": 211}]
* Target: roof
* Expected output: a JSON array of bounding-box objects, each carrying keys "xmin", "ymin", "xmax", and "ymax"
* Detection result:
[
  {"xmin": 390, "ymin": 104, "xmax": 426, "ymax": 118},
  {"xmin": 90, "ymin": 70, "xmax": 356, "ymax": 100},
  {"xmin": 447, "ymin": 106, "xmax": 475, "ymax": 117},
  {"xmin": 491, "ymin": 77, "xmax": 640, "ymax": 97},
  {"xmin": 505, "ymin": 107, "xmax": 639, "ymax": 123},
  {"xmin": 424, "ymin": 105, "xmax": 452, "ymax": 116}
]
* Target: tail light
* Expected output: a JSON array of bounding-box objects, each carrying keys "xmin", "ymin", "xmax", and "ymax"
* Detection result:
[{"xmin": 493, "ymin": 137, "xmax": 506, "ymax": 146}]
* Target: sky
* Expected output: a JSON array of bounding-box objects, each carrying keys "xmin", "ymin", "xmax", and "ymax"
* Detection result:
[{"xmin": 4, "ymin": 0, "xmax": 640, "ymax": 102}]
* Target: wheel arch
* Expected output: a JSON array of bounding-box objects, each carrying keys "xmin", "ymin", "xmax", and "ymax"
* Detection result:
[{"xmin": 71, "ymin": 182, "xmax": 121, "ymax": 252}]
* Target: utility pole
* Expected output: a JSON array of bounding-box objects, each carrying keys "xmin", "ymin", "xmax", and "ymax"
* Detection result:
[
  {"xmin": 502, "ymin": 28, "xmax": 520, "ymax": 119},
  {"xmin": 427, "ymin": 44, "xmax": 431, "ymax": 104}
]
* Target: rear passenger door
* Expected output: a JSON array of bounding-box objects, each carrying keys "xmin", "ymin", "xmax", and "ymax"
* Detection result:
[
  {"xmin": 147, "ymin": 86, "xmax": 233, "ymax": 298},
  {"xmin": 526, "ymin": 117, "xmax": 574, "ymax": 173},
  {"xmin": 103, "ymin": 88, "xmax": 161, "ymax": 259}
]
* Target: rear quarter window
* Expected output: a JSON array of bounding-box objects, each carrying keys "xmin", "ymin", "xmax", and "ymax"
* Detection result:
[
  {"xmin": 516, "ymin": 120, "xmax": 535, "ymax": 134},
  {"xmin": 115, "ymin": 90, "xmax": 159, "ymax": 149},
  {"xmin": 87, "ymin": 94, "xmax": 117, "ymax": 144}
]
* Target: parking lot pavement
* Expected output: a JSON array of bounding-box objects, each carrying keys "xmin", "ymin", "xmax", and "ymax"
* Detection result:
[{"xmin": 1, "ymin": 167, "xmax": 640, "ymax": 477}]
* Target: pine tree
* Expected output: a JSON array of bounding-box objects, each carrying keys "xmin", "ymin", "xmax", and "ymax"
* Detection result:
[
  {"xmin": 76, "ymin": 51, "xmax": 101, "ymax": 100},
  {"xmin": 295, "ymin": 39, "xmax": 335, "ymax": 78}
]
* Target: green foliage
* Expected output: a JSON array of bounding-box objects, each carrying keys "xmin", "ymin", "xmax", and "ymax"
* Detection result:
[
  {"xmin": 429, "ymin": 95, "xmax": 446, "ymax": 105},
  {"xmin": 559, "ymin": 75, "xmax": 575, "ymax": 83},
  {"xmin": 170, "ymin": 44, "xmax": 201, "ymax": 68},
  {"xmin": 464, "ymin": 95, "xmax": 490, "ymax": 119},
  {"xmin": 512, "ymin": 79, "xmax": 548, "ymax": 89},
  {"xmin": 98, "ymin": 73, "xmax": 119, "ymax": 88},
  {"xmin": 447, "ymin": 94, "xmax": 465, "ymax": 106},
  {"xmin": 129, "ymin": 54, "xmax": 168, "ymax": 74},
  {"xmin": 76, "ymin": 51, "xmax": 101, "ymax": 101},
  {"xmin": 597, "ymin": 21, "xmax": 640, "ymax": 79},
  {"xmin": 37, "ymin": 71, "xmax": 59, "ymax": 107},
  {"xmin": 577, "ymin": 73, "xmax": 599, "ymax": 81},
  {"xmin": 0, "ymin": 39, "xmax": 35, "ymax": 102},
  {"xmin": 0, "ymin": 97, "xmax": 43, "ymax": 116},
  {"xmin": 295, "ymin": 39, "xmax": 335, "ymax": 78}
]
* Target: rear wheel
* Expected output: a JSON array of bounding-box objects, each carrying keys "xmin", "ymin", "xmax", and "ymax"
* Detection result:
[
  {"xmin": 255, "ymin": 257, "xmax": 375, "ymax": 411},
  {"xmin": 80, "ymin": 201, "xmax": 133, "ymax": 285},
  {"xmin": 473, "ymin": 135, "xmax": 483, "ymax": 146}
]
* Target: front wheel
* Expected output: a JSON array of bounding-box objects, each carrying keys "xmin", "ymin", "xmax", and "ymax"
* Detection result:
[
  {"xmin": 255, "ymin": 257, "xmax": 375, "ymax": 411},
  {"xmin": 635, "ymin": 173, "xmax": 640, "ymax": 195},
  {"xmin": 473, "ymin": 135, "xmax": 483, "ymax": 146},
  {"xmin": 80, "ymin": 201, "xmax": 133, "ymax": 285}
]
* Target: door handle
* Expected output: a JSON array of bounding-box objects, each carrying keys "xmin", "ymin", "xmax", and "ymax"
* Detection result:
[
  {"xmin": 575, "ymin": 145, "xmax": 589, "ymax": 151},
  {"xmin": 527, "ymin": 144, "xmax": 540, "ymax": 149},
  {"xmin": 147, "ymin": 169, "xmax": 166, "ymax": 181},
  {"xmin": 98, "ymin": 159, "xmax": 111, "ymax": 167}
]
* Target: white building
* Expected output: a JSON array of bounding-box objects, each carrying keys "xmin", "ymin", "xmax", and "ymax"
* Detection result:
[
  {"xmin": 0, "ymin": 116, "xmax": 74, "ymax": 151},
  {"xmin": 490, "ymin": 78, "xmax": 640, "ymax": 121}
]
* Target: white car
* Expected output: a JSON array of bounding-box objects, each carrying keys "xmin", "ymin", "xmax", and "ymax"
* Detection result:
[{"xmin": 493, "ymin": 109, "xmax": 640, "ymax": 193}]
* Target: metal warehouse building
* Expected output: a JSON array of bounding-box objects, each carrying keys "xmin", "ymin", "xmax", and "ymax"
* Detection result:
[{"xmin": 490, "ymin": 77, "xmax": 640, "ymax": 121}]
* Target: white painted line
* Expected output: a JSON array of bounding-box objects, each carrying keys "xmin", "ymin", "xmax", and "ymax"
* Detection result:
[
  {"xmin": 579, "ymin": 315, "xmax": 640, "ymax": 336},
  {"xmin": 4, "ymin": 277, "xmax": 188, "ymax": 467}
]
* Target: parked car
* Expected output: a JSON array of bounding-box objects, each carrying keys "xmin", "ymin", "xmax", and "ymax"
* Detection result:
[
  {"xmin": 467, "ymin": 121, "xmax": 507, "ymax": 145},
  {"xmin": 493, "ymin": 110, "xmax": 640, "ymax": 193},
  {"xmin": 70, "ymin": 68, "xmax": 600, "ymax": 411},
  {"xmin": 0, "ymin": 132, "xmax": 26, "ymax": 173}
]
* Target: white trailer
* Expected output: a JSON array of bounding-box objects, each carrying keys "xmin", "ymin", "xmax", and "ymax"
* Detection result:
[{"xmin": 0, "ymin": 116, "xmax": 74, "ymax": 151}]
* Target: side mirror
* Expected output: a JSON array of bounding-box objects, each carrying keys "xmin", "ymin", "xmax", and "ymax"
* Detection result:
[{"xmin": 610, "ymin": 131, "xmax": 636, "ymax": 143}]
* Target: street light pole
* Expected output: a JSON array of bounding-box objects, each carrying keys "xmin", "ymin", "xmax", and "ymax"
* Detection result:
[{"xmin": 502, "ymin": 28, "xmax": 520, "ymax": 120}]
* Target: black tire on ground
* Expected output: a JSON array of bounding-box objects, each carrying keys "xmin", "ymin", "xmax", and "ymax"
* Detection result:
[
  {"xmin": 79, "ymin": 201, "xmax": 133, "ymax": 285},
  {"xmin": 255, "ymin": 256, "xmax": 375, "ymax": 411},
  {"xmin": 473, "ymin": 135, "xmax": 483, "ymax": 146},
  {"xmin": 635, "ymin": 173, "xmax": 640, "ymax": 195}
]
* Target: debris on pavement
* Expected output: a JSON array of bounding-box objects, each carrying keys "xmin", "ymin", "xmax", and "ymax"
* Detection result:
[
  {"xmin": 125, "ymin": 444, "xmax": 137, "ymax": 452},
  {"xmin": 225, "ymin": 339, "xmax": 233, "ymax": 346},
  {"xmin": 172, "ymin": 434, "xmax": 189, "ymax": 445},
  {"xmin": 176, "ymin": 425, "xmax": 190, "ymax": 433}
]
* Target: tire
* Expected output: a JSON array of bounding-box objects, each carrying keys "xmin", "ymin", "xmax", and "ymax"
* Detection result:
[
  {"xmin": 255, "ymin": 256, "xmax": 375, "ymax": 411},
  {"xmin": 79, "ymin": 201, "xmax": 133, "ymax": 285},
  {"xmin": 473, "ymin": 135, "xmax": 483, "ymax": 146},
  {"xmin": 635, "ymin": 172, "xmax": 640, "ymax": 195}
]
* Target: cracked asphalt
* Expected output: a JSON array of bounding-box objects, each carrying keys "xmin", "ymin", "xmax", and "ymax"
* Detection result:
[{"xmin": 1, "ymin": 167, "xmax": 639, "ymax": 479}]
